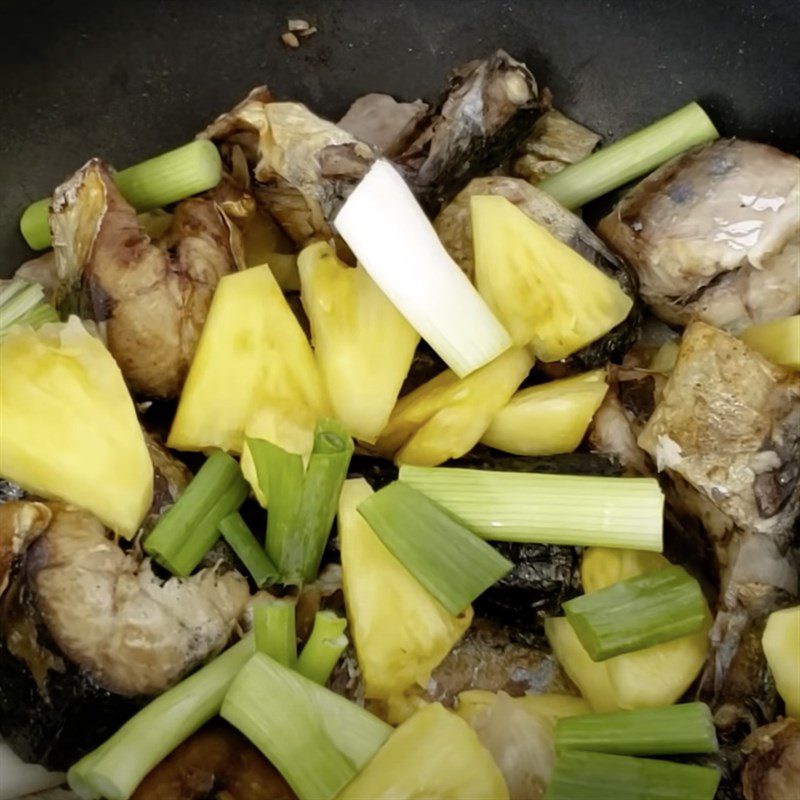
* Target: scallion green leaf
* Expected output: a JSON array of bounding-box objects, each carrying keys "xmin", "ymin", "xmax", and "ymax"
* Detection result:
[
  {"xmin": 144, "ymin": 450, "xmax": 248, "ymax": 577},
  {"xmin": 68, "ymin": 635, "xmax": 254, "ymax": 800},
  {"xmin": 555, "ymin": 703, "xmax": 718, "ymax": 756},
  {"xmin": 399, "ymin": 465, "xmax": 664, "ymax": 550},
  {"xmin": 334, "ymin": 160, "xmax": 512, "ymax": 377},
  {"xmin": 253, "ymin": 598, "xmax": 297, "ymax": 668},
  {"xmin": 248, "ymin": 418, "xmax": 353, "ymax": 585},
  {"xmin": 221, "ymin": 653, "xmax": 392, "ymax": 800},
  {"xmin": 538, "ymin": 102, "xmax": 719, "ymax": 209},
  {"xmin": 297, "ymin": 610, "xmax": 348, "ymax": 685},
  {"xmin": 562, "ymin": 565, "xmax": 706, "ymax": 661},
  {"xmin": 219, "ymin": 512, "xmax": 279, "ymax": 588},
  {"xmin": 543, "ymin": 750, "xmax": 720, "ymax": 800},
  {"xmin": 20, "ymin": 140, "xmax": 222, "ymax": 250},
  {"xmin": 357, "ymin": 481, "xmax": 512, "ymax": 615}
]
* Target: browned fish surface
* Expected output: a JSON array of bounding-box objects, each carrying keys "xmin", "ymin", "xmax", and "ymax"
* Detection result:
[
  {"xmin": 50, "ymin": 160, "xmax": 238, "ymax": 398},
  {"xmin": 639, "ymin": 322, "xmax": 800, "ymax": 727},
  {"xmin": 599, "ymin": 139, "xmax": 800, "ymax": 332},
  {"xmin": 132, "ymin": 722, "xmax": 296, "ymax": 800},
  {"xmin": 742, "ymin": 718, "xmax": 800, "ymax": 800}
]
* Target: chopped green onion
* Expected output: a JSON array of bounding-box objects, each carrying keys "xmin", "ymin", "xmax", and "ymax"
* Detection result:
[
  {"xmin": 20, "ymin": 140, "xmax": 222, "ymax": 250},
  {"xmin": 0, "ymin": 279, "xmax": 58, "ymax": 338},
  {"xmin": 555, "ymin": 703, "xmax": 718, "ymax": 756},
  {"xmin": 68, "ymin": 635, "xmax": 253, "ymax": 800},
  {"xmin": 297, "ymin": 610, "xmax": 348, "ymax": 685},
  {"xmin": 221, "ymin": 653, "xmax": 392, "ymax": 800},
  {"xmin": 399, "ymin": 465, "xmax": 664, "ymax": 550},
  {"xmin": 334, "ymin": 160, "xmax": 512, "ymax": 378},
  {"xmin": 254, "ymin": 598, "xmax": 297, "ymax": 668},
  {"xmin": 543, "ymin": 750, "xmax": 720, "ymax": 800},
  {"xmin": 248, "ymin": 419, "xmax": 354, "ymax": 585},
  {"xmin": 144, "ymin": 450, "xmax": 248, "ymax": 577},
  {"xmin": 357, "ymin": 482, "xmax": 512, "ymax": 615},
  {"xmin": 538, "ymin": 102, "xmax": 719, "ymax": 209},
  {"xmin": 563, "ymin": 565, "xmax": 706, "ymax": 661},
  {"xmin": 219, "ymin": 512, "xmax": 279, "ymax": 588}
]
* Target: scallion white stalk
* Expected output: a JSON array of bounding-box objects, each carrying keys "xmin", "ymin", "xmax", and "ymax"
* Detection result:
[
  {"xmin": 334, "ymin": 160, "xmax": 512, "ymax": 377},
  {"xmin": 297, "ymin": 610, "xmax": 348, "ymax": 685},
  {"xmin": 399, "ymin": 466, "xmax": 664, "ymax": 550},
  {"xmin": 537, "ymin": 102, "xmax": 718, "ymax": 209}
]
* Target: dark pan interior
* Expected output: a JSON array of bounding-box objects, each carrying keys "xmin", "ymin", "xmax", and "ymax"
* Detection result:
[{"xmin": 1, "ymin": 0, "xmax": 798, "ymax": 273}]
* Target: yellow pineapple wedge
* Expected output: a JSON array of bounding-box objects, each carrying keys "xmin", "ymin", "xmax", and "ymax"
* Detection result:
[
  {"xmin": 339, "ymin": 479, "xmax": 471, "ymax": 699},
  {"xmin": 482, "ymin": 369, "xmax": 609, "ymax": 455},
  {"xmin": 168, "ymin": 265, "xmax": 328, "ymax": 454},
  {"xmin": 546, "ymin": 547, "xmax": 710, "ymax": 711},
  {"xmin": 0, "ymin": 317, "xmax": 153, "ymax": 537},
  {"xmin": 471, "ymin": 195, "xmax": 633, "ymax": 362},
  {"xmin": 376, "ymin": 347, "xmax": 533, "ymax": 466},
  {"xmin": 740, "ymin": 315, "xmax": 800, "ymax": 370},
  {"xmin": 762, "ymin": 605, "xmax": 800, "ymax": 717},
  {"xmin": 337, "ymin": 702, "xmax": 509, "ymax": 800},
  {"xmin": 299, "ymin": 242, "xmax": 419, "ymax": 443}
]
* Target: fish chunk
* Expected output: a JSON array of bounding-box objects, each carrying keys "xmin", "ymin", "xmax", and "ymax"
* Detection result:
[
  {"xmin": 638, "ymin": 322, "xmax": 800, "ymax": 727},
  {"xmin": 599, "ymin": 139, "xmax": 800, "ymax": 332}
]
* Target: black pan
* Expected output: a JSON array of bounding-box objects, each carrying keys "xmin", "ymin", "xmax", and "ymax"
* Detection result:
[{"xmin": 1, "ymin": 0, "xmax": 799, "ymax": 273}]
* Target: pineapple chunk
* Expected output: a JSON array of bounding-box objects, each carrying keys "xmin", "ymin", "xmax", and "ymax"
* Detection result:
[
  {"xmin": 740, "ymin": 315, "xmax": 800, "ymax": 370},
  {"xmin": 546, "ymin": 547, "xmax": 711, "ymax": 711},
  {"xmin": 544, "ymin": 617, "xmax": 622, "ymax": 713},
  {"xmin": 168, "ymin": 266, "xmax": 328, "ymax": 453},
  {"xmin": 471, "ymin": 195, "xmax": 633, "ymax": 362},
  {"xmin": 337, "ymin": 702, "xmax": 509, "ymax": 800},
  {"xmin": 649, "ymin": 341, "xmax": 680, "ymax": 373},
  {"xmin": 762, "ymin": 605, "xmax": 800, "ymax": 717},
  {"xmin": 339, "ymin": 479, "xmax": 471, "ymax": 699},
  {"xmin": 299, "ymin": 242, "xmax": 419, "ymax": 443},
  {"xmin": 376, "ymin": 347, "xmax": 533, "ymax": 466},
  {"xmin": 482, "ymin": 369, "xmax": 609, "ymax": 456},
  {"xmin": 456, "ymin": 690, "xmax": 590, "ymax": 728},
  {"xmin": 0, "ymin": 318, "xmax": 153, "ymax": 536}
]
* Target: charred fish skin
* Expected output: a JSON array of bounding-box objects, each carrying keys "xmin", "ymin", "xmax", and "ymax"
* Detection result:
[
  {"xmin": 396, "ymin": 50, "xmax": 540, "ymax": 213},
  {"xmin": 638, "ymin": 322, "xmax": 800, "ymax": 729},
  {"xmin": 50, "ymin": 160, "xmax": 237, "ymax": 399},
  {"xmin": 598, "ymin": 138, "xmax": 800, "ymax": 332},
  {"xmin": 435, "ymin": 176, "xmax": 641, "ymax": 371}
]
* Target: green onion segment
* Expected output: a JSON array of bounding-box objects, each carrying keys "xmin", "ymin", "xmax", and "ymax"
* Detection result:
[
  {"xmin": 563, "ymin": 565, "xmax": 707, "ymax": 661},
  {"xmin": 248, "ymin": 419, "xmax": 353, "ymax": 585},
  {"xmin": 253, "ymin": 598, "xmax": 298, "ymax": 668},
  {"xmin": 357, "ymin": 481, "xmax": 512, "ymax": 615},
  {"xmin": 143, "ymin": 450, "xmax": 248, "ymax": 577},
  {"xmin": 555, "ymin": 703, "xmax": 718, "ymax": 756},
  {"xmin": 20, "ymin": 140, "xmax": 222, "ymax": 250},
  {"xmin": 297, "ymin": 610, "xmax": 348, "ymax": 685},
  {"xmin": 543, "ymin": 750, "xmax": 720, "ymax": 800},
  {"xmin": 0, "ymin": 279, "xmax": 58, "ymax": 338},
  {"xmin": 538, "ymin": 102, "xmax": 719, "ymax": 209},
  {"xmin": 219, "ymin": 512, "xmax": 279, "ymax": 588},
  {"xmin": 68, "ymin": 635, "xmax": 254, "ymax": 800},
  {"xmin": 399, "ymin": 465, "xmax": 664, "ymax": 550},
  {"xmin": 221, "ymin": 652, "xmax": 392, "ymax": 800}
]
